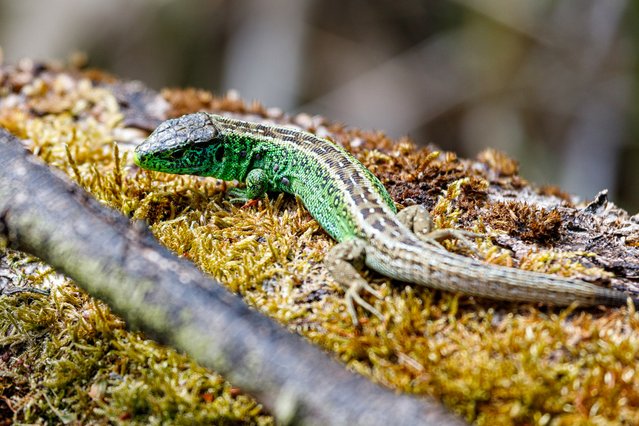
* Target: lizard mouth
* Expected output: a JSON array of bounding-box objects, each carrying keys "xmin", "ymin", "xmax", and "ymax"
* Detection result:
[
  {"xmin": 133, "ymin": 146, "xmax": 157, "ymax": 170},
  {"xmin": 133, "ymin": 150, "xmax": 143, "ymax": 166},
  {"xmin": 133, "ymin": 145, "xmax": 212, "ymax": 176}
]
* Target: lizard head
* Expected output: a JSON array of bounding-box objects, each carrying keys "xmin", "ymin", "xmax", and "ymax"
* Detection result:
[{"xmin": 134, "ymin": 112, "xmax": 227, "ymax": 176}]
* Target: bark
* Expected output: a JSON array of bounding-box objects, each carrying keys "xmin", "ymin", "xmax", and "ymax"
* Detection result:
[{"xmin": 0, "ymin": 128, "xmax": 464, "ymax": 426}]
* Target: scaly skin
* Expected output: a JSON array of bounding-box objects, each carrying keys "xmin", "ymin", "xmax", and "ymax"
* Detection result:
[{"xmin": 134, "ymin": 112, "xmax": 634, "ymax": 323}]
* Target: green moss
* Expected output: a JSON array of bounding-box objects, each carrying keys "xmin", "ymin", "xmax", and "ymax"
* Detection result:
[
  {"xmin": 1, "ymin": 64, "xmax": 639, "ymax": 425},
  {"xmin": 0, "ymin": 250, "xmax": 272, "ymax": 425}
]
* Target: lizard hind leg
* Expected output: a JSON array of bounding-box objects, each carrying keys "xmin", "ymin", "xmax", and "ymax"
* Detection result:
[
  {"xmin": 324, "ymin": 238, "xmax": 383, "ymax": 325},
  {"xmin": 397, "ymin": 204, "xmax": 482, "ymax": 253}
]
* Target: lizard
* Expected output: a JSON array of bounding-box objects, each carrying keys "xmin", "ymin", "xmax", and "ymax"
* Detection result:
[{"xmin": 133, "ymin": 112, "xmax": 636, "ymax": 324}]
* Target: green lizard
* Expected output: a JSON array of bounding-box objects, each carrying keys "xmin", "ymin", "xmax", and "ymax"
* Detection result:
[{"xmin": 134, "ymin": 112, "xmax": 635, "ymax": 324}]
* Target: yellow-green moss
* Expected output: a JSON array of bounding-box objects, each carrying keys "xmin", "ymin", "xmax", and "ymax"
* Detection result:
[
  {"xmin": 0, "ymin": 251, "xmax": 272, "ymax": 425},
  {"xmin": 2, "ymin": 64, "xmax": 639, "ymax": 425}
]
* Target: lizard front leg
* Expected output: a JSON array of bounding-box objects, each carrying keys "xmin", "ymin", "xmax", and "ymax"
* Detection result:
[
  {"xmin": 397, "ymin": 204, "xmax": 481, "ymax": 251},
  {"xmin": 324, "ymin": 238, "xmax": 384, "ymax": 325},
  {"xmin": 228, "ymin": 168, "xmax": 270, "ymax": 203}
]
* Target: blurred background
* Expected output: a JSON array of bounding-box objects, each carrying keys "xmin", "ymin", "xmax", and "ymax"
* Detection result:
[{"xmin": 1, "ymin": 0, "xmax": 638, "ymax": 212}]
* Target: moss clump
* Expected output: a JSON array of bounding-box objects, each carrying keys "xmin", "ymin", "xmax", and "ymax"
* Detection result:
[{"xmin": 484, "ymin": 201, "xmax": 563, "ymax": 243}]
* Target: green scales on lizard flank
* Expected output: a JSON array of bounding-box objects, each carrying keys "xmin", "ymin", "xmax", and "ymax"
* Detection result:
[{"xmin": 134, "ymin": 112, "xmax": 636, "ymax": 324}]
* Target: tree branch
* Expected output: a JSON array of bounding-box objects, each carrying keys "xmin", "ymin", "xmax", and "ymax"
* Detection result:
[{"xmin": 0, "ymin": 128, "xmax": 464, "ymax": 425}]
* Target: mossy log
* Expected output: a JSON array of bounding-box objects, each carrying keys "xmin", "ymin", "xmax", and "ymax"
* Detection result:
[{"xmin": 0, "ymin": 128, "xmax": 464, "ymax": 425}]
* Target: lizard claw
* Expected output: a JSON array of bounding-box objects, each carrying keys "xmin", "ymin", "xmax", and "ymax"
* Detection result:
[
  {"xmin": 227, "ymin": 187, "xmax": 252, "ymax": 204},
  {"xmin": 360, "ymin": 280, "xmax": 383, "ymax": 299},
  {"xmin": 345, "ymin": 282, "xmax": 383, "ymax": 325}
]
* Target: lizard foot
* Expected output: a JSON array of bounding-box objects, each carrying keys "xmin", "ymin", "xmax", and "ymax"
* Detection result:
[
  {"xmin": 345, "ymin": 281, "xmax": 383, "ymax": 325},
  {"xmin": 397, "ymin": 204, "xmax": 484, "ymax": 254},
  {"xmin": 325, "ymin": 238, "xmax": 384, "ymax": 325},
  {"xmin": 424, "ymin": 228, "xmax": 483, "ymax": 254},
  {"xmin": 227, "ymin": 187, "xmax": 251, "ymax": 204}
]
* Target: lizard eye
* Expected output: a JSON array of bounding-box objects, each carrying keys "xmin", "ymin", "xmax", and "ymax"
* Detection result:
[
  {"xmin": 195, "ymin": 140, "xmax": 219, "ymax": 149},
  {"xmin": 215, "ymin": 145, "xmax": 225, "ymax": 162},
  {"xmin": 167, "ymin": 147, "xmax": 187, "ymax": 160}
]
